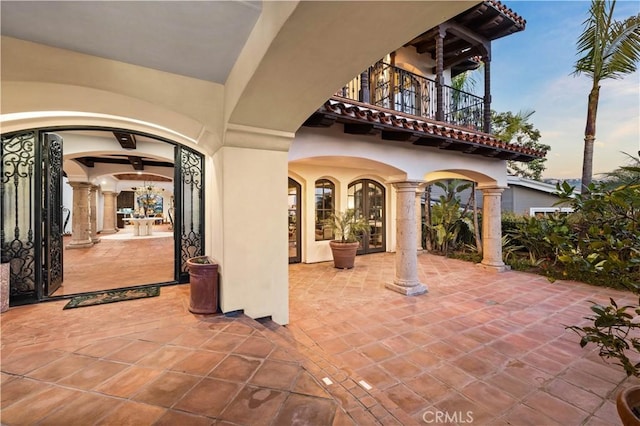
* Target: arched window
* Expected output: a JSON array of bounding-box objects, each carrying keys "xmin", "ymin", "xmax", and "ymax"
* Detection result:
[{"xmin": 315, "ymin": 179, "xmax": 334, "ymax": 241}]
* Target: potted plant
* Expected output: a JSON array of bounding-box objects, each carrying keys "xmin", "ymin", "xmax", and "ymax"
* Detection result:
[
  {"xmin": 325, "ymin": 209, "xmax": 368, "ymax": 269},
  {"xmin": 567, "ymin": 297, "xmax": 640, "ymax": 425}
]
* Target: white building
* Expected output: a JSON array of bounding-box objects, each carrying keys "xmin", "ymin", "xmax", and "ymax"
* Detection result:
[{"xmin": 1, "ymin": 1, "xmax": 544, "ymax": 324}]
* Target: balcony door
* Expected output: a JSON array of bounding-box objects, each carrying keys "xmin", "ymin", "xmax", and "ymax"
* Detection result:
[{"xmin": 348, "ymin": 179, "xmax": 385, "ymax": 254}]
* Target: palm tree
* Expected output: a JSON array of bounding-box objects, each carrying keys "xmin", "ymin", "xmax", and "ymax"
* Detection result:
[{"xmin": 573, "ymin": 0, "xmax": 640, "ymax": 192}]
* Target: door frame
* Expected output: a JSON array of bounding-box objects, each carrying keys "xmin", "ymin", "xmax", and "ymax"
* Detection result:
[
  {"xmin": 348, "ymin": 178, "xmax": 386, "ymax": 255},
  {"xmin": 1, "ymin": 126, "xmax": 204, "ymax": 305},
  {"xmin": 288, "ymin": 178, "xmax": 302, "ymax": 264}
]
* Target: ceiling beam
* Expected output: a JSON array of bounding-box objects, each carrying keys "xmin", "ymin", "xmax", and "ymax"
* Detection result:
[
  {"xmin": 128, "ymin": 156, "xmax": 144, "ymax": 171},
  {"xmin": 113, "ymin": 131, "xmax": 137, "ymax": 149}
]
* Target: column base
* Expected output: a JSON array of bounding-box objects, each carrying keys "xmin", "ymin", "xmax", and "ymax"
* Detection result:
[
  {"xmin": 385, "ymin": 281, "xmax": 428, "ymax": 296},
  {"xmin": 91, "ymin": 237, "xmax": 101, "ymax": 244},
  {"xmin": 477, "ymin": 262, "xmax": 511, "ymax": 273},
  {"xmin": 66, "ymin": 240, "xmax": 94, "ymax": 249},
  {"xmin": 1, "ymin": 263, "xmax": 9, "ymax": 313},
  {"xmin": 99, "ymin": 229, "xmax": 118, "ymax": 235}
]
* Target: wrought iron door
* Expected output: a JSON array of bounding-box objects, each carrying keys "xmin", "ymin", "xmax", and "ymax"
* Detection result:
[
  {"xmin": 42, "ymin": 133, "xmax": 64, "ymax": 296},
  {"xmin": 174, "ymin": 145, "xmax": 204, "ymax": 283},
  {"xmin": 1, "ymin": 131, "xmax": 63, "ymax": 303},
  {"xmin": 1, "ymin": 131, "xmax": 38, "ymax": 303}
]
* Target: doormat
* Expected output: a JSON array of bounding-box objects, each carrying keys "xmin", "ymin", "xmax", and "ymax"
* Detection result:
[{"xmin": 63, "ymin": 286, "xmax": 160, "ymax": 310}]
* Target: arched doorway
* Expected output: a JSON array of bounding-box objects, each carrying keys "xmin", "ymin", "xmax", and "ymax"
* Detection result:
[
  {"xmin": 348, "ymin": 179, "xmax": 385, "ymax": 254},
  {"xmin": 1, "ymin": 128, "xmax": 205, "ymax": 305},
  {"xmin": 288, "ymin": 178, "xmax": 302, "ymax": 264}
]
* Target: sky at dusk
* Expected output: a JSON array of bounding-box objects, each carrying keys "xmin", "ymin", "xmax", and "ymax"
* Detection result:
[{"xmin": 489, "ymin": 0, "xmax": 640, "ymax": 179}]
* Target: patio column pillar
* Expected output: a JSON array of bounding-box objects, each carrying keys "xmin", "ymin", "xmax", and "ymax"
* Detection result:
[
  {"xmin": 66, "ymin": 182, "xmax": 93, "ymax": 249},
  {"xmin": 101, "ymin": 191, "xmax": 118, "ymax": 234},
  {"xmin": 386, "ymin": 181, "xmax": 428, "ymax": 296},
  {"xmin": 89, "ymin": 185, "xmax": 101, "ymax": 243},
  {"xmin": 479, "ymin": 187, "xmax": 508, "ymax": 272},
  {"xmin": 483, "ymin": 52, "xmax": 492, "ymax": 133},
  {"xmin": 415, "ymin": 187, "xmax": 424, "ymax": 252}
]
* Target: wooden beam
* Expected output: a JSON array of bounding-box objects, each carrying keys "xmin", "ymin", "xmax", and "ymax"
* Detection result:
[
  {"xmin": 303, "ymin": 113, "xmax": 336, "ymax": 127},
  {"xmin": 128, "ymin": 156, "xmax": 144, "ymax": 171},
  {"xmin": 381, "ymin": 131, "xmax": 412, "ymax": 141},
  {"xmin": 75, "ymin": 157, "xmax": 94, "ymax": 168},
  {"xmin": 344, "ymin": 123, "xmax": 381, "ymax": 135},
  {"xmin": 113, "ymin": 131, "xmax": 137, "ymax": 149}
]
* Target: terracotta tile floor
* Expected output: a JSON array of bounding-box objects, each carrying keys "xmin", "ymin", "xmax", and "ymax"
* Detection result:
[
  {"xmin": 2, "ymin": 252, "xmax": 639, "ymax": 425},
  {"xmin": 53, "ymin": 224, "xmax": 174, "ymax": 296}
]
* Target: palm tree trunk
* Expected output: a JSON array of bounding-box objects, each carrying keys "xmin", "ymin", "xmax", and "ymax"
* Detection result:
[
  {"xmin": 582, "ymin": 84, "xmax": 600, "ymax": 192},
  {"xmin": 425, "ymin": 185, "xmax": 432, "ymax": 251}
]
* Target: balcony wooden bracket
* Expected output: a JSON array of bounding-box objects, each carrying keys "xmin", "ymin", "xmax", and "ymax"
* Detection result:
[
  {"xmin": 344, "ymin": 123, "xmax": 382, "ymax": 136},
  {"xmin": 303, "ymin": 113, "xmax": 336, "ymax": 128}
]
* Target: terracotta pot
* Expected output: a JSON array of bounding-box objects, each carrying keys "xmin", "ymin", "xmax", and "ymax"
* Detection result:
[
  {"xmin": 329, "ymin": 241, "xmax": 359, "ymax": 269},
  {"xmin": 186, "ymin": 256, "xmax": 219, "ymax": 314},
  {"xmin": 617, "ymin": 385, "xmax": 640, "ymax": 426}
]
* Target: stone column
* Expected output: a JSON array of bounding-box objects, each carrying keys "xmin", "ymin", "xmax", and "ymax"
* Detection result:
[
  {"xmin": 66, "ymin": 182, "xmax": 93, "ymax": 249},
  {"xmin": 89, "ymin": 185, "xmax": 101, "ymax": 243},
  {"xmin": 1, "ymin": 262, "xmax": 9, "ymax": 313},
  {"xmin": 415, "ymin": 187, "xmax": 424, "ymax": 252},
  {"xmin": 386, "ymin": 181, "xmax": 428, "ymax": 296},
  {"xmin": 101, "ymin": 191, "xmax": 118, "ymax": 234},
  {"xmin": 479, "ymin": 187, "xmax": 509, "ymax": 272}
]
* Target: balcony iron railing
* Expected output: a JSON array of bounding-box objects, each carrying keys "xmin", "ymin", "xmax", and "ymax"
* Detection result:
[{"xmin": 337, "ymin": 62, "xmax": 484, "ymax": 131}]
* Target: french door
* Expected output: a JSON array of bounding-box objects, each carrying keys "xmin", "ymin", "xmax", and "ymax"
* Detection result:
[
  {"xmin": 348, "ymin": 179, "xmax": 385, "ymax": 254},
  {"xmin": 288, "ymin": 178, "xmax": 301, "ymax": 263}
]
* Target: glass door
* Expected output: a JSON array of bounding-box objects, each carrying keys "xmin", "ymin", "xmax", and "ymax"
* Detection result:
[
  {"xmin": 288, "ymin": 178, "xmax": 301, "ymax": 263},
  {"xmin": 348, "ymin": 179, "xmax": 385, "ymax": 254}
]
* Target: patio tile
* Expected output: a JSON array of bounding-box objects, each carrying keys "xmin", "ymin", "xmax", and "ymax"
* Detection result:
[
  {"xmin": 104, "ymin": 340, "xmax": 162, "ymax": 363},
  {"xmin": 500, "ymin": 401, "xmax": 563, "ymax": 425},
  {"xmin": 154, "ymin": 409, "xmax": 214, "ymax": 426},
  {"xmin": 3, "ymin": 252, "xmax": 638, "ymax": 425},
  {"xmin": 95, "ymin": 400, "xmax": 166, "ymax": 426},
  {"xmin": 460, "ymin": 380, "xmax": 517, "ymax": 412},
  {"xmin": 273, "ymin": 393, "xmax": 337, "ymax": 425},
  {"xmin": 360, "ymin": 342, "xmax": 395, "ymax": 363},
  {"xmin": 249, "ymin": 359, "xmax": 301, "ymax": 391},
  {"xmin": 201, "ymin": 332, "xmax": 247, "ymax": 352},
  {"xmin": 293, "ymin": 370, "xmax": 331, "ymax": 398},
  {"xmin": 136, "ymin": 345, "xmax": 193, "ymax": 369},
  {"xmin": 132, "ymin": 371, "xmax": 200, "ymax": 407},
  {"xmin": 385, "ymin": 383, "xmax": 429, "ymax": 415},
  {"xmin": 169, "ymin": 349, "xmax": 226, "ymax": 375},
  {"xmin": 379, "ymin": 357, "xmax": 423, "ymax": 380},
  {"xmin": 95, "ymin": 365, "xmax": 163, "ymax": 398},
  {"xmin": 209, "ymin": 354, "xmax": 262, "ymax": 382},
  {"xmin": 219, "ymin": 385, "xmax": 287, "ymax": 425},
  {"xmin": 546, "ymin": 378, "xmax": 606, "ymax": 413},
  {"xmin": 233, "ymin": 335, "xmax": 275, "ymax": 358},
  {"xmin": 26, "ymin": 353, "xmax": 95, "ymax": 382},
  {"xmin": 57, "ymin": 359, "xmax": 129, "ymax": 390},
  {"xmin": 37, "ymin": 392, "xmax": 121, "ymax": 425},
  {"xmin": 174, "ymin": 377, "xmax": 241, "ymax": 417}
]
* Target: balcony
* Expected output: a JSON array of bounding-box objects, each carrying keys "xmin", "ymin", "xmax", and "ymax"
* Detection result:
[{"xmin": 337, "ymin": 62, "xmax": 484, "ymax": 131}]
